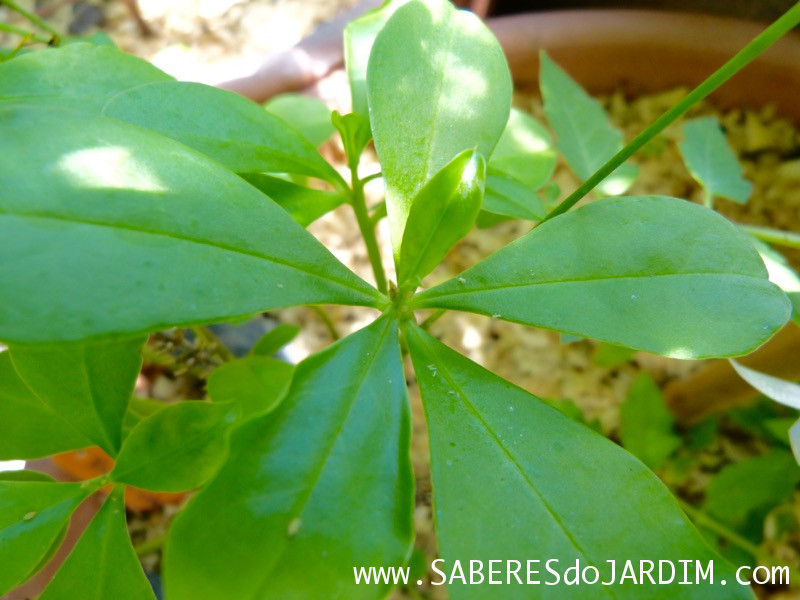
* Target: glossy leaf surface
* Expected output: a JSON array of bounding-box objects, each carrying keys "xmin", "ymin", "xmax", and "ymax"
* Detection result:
[
  {"xmin": 112, "ymin": 401, "xmax": 239, "ymax": 492},
  {"xmin": 0, "ymin": 105, "xmax": 384, "ymax": 343},
  {"xmin": 242, "ymin": 173, "xmax": 347, "ymax": 227},
  {"xmin": 165, "ymin": 316, "xmax": 413, "ymax": 600},
  {"xmin": 10, "ymin": 337, "xmax": 145, "ymax": 456},
  {"xmin": 0, "ymin": 353, "xmax": 92, "ymax": 460},
  {"xmin": 103, "ymin": 81, "xmax": 341, "ymax": 184},
  {"xmin": 39, "ymin": 487, "xmax": 155, "ymax": 600},
  {"xmin": 367, "ymin": 0, "xmax": 511, "ymax": 254},
  {"xmin": 730, "ymin": 360, "xmax": 800, "ymax": 410},
  {"xmin": 540, "ymin": 52, "xmax": 637, "ymax": 196},
  {"xmin": 398, "ymin": 150, "xmax": 485, "ymax": 286},
  {"xmin": 412, "ymin": 196, "xmax": 790, "ymax": 358},
  {"xmin": 679, "ymin": 117, "xmax": 752, "ymax": 205},
  {"xmin": 0, "ymin": 43, "xmax": 171, "ymax": 113},
  {"xmin": 620, "ymin": 373, "xmax": 681, "ymax": 469},
  {"xmin": 405, "ymin": 324, "xmax": 749, "ymax": 599},
  {"xmin": 0, "ymin": 481, "xmax": 90, "ymax": 594},
  {"xmin": 207, "ymin": 356, "xmax": 294, "ymax": 417},
  {"xmin": 751, "ymin": 238, "xmax": 800, "ymax": 325},
  {"xmin": 263, "ymin": 93, "xmax": 335, "ymax": 147}
]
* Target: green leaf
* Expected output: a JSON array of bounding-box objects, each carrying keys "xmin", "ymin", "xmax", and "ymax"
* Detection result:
[
  {"xmin": 0, "ymin": 44, "xmax": 172, "ymax": 113},
  {"xmin": 620, "ymin": 373, "xmax": 682, "ymax": 469},
  {"xmin": 263, "ymin": 93, "xmax": 335, "ymax": 147},
  {"xmin": 367, "ymin": 0, "xmax": 511, "ymax": 257},
  {"xmin": 750, "ymin": 237, "xmax": 800, "ymax": 325},
  {"xmin": 39, "ymin": 487, "xmax": 155, "ymax": 600},
  {"xmin": 165, "ymin": 316, "xmax": 413, "ymax": 600},
  {"xmin": 705, "ymin": 450, "xmax": 800, "ymax": 527},
  {"xmin": 540, "ymin": 51, "xmax": 638, "ymax": 196},
  {"xmin": 241, "ymin": 173, "xmax": 347, "ymax": 227},
  {"xmin": 0, "ymin": 481, "xmax": 91, "ymax": 595},
  {"xmin": 207, "ymin": 356, "xmax": 294, "ymax": 417},
  {"xmin": 482, "ymin": 171, "xmax": 545, "ymax": 222},
  {"xmin": 344, "ymin": 0, "xmax": 410, "ymax": 118},
  {"xmin": 593, "ymin": 341, "xmax": 636, "ymax": 367},
  {"xmin": 103, "ymin": 81, "xmax": 343, "ymax": 184},
  {"xmin": 0, "ymin": 104, "xmax": 385, "ymax": 344},
  {"xmin": 404, "ymin": 323, "xmax": 749, "ymax": 599},
  {"xmin": 111, "ymin": 401, "xmax": 239, "ymax": 492},
  {"xmin": 250, "ymin": 324, "xmax": 301, "ymax": 356},
  {"xmin": 412, "ymin": 196, "xmax": 791, "ymax": 358},
  {"xmin": 331, "ymin": 110, "xmax": 372, "ymax": 171},
  {"xmin": 398, "ymin": 150, "xmax": 485, "ymax": 287},
  {"xmin": 0, "ymin": 353, "xmax": 92, "ymax": 460},
  {"xmin": 9, "ymin": 337, "xmax": 145, "ymax": 456},
  {"xmin": 729, "ymin": 360, "xmax": 800, "ymax": 410},
  {"xmin": 0, "ymin": 471, "xmax": 55, "ymax": 483},
  {"xmin": 489, "ymin": 107, "xmax": 556, "ymax": 190},
  {"xmin": 679, "ymin": 117, "xmax": 752, "ymax": 205}
]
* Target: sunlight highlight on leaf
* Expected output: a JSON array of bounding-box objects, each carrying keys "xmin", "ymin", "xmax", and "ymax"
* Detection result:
[{"xmin": 56, "ymin": 146, "xmax": 167, "ymax": 192}]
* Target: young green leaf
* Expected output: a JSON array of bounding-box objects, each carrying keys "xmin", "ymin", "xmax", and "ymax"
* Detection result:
[
  {"xmin": 111, "ymin": 401, "xmax": 239, "ymax": 492},
  {"xmin": 680, "ymin": 117, "xmax": 752, "ymax": 205},
  {"xmin": 0, "ymin": 481, "xmax": 92, "ymax": 595},
  {"xmin": 241, "ymin": 173, "xmax": 347, "ymax": 227},
  {"xmin": 0, "ymin": 43, "xmax": 172, "ymax": 113},
  {"xmin": 331, "ymin": 110, "xmax": 372, "ymax": 171},
  {"xmin": 482, "ymin": 172, "xmax": 545, "ymax": 222},
  {"xmin": 0, "ymin": 353, "xmax": 92, "ymax": 460},
  {"xmin": 620, "ymin": 373, "xmax": 682, "ymax": 470},
  {"xmin": 9, "ymin": 337, "xmax": 145, "ymax": 456},
  {"xmin": 705, "ymin": 450, "xmax": 800, "ymax": 527},
  {"xmin": 263, "ymin": 93, "xmax": 335, "ymax": 147},
  {"xmin": 207, "ymin": 356, "xmax": 294, "ymax": 417},
  {"xmin": 0, "ymin": 104, "xmax": 385, "ymax": 344},
  {"xmin": 250, "ymin": 324, "xmax": 301, "ymax": 356},
  {"xmin": 412, "ymin": 196, "xmax": 791, "ymax": 358},
  {"xmin": 540, "ymin": 51, "xmax": 638, "ymax": 196},
  {"xmin": 367, "ymin": 0, "xmax": 511, "ymax": 257},
  {"xmin": 165, "ymin": 316, "xmax": 413, "ymax": 600},
  {"xmin": 398, "ymin": 150, "xmax": 485, "ymax": 287},
  {"xmin": 405, "ymin": 323, "xmax": 749, "ymax": 599},
  {"xmin": 39, "ymin": 487, "xmax": 155, "ymax": 600},
  {"xmin": 344, "ymin": 0, "xmax": 410, "ymax": 118},
  {"xmin": 102, "ymin": 81, "xmax": 343, "ymax": 185},
  {"xmin": 489, "ymin": 107, "xmax": 556, "ymax": 191}
]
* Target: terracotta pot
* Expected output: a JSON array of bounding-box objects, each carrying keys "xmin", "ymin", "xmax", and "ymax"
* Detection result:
[{"xmin": 491, "ymin": 9, "xmax": 800, "ymax": 121}]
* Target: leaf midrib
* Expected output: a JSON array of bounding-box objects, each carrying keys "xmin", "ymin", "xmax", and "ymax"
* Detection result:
[
  {"xmin": 414, "ymin": 271, "xmax": 766, "ymax": 305},
  {"xmin": 251, "ymin": 318, "xmax": 395, "ymax": 599},
  {"xmin": 0, "ymin": 210, "xmax": 383, "ymax": 306},
  {"xmin": 415, "ymin": 330, "xmax": 617, "ymax": 600}
]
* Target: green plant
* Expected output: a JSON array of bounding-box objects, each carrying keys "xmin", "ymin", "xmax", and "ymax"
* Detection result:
[{"xmin": 2, "ymin": 0, "xmax": 800, "ymax": 598}]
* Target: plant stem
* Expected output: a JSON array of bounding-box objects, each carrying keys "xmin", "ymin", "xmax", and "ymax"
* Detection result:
[
  {"xmin": 0, "ymin": 21, "xmax": 49, "ymax": 43},
  {"xmin": 361, "ymin": 171, "xmax": 383, "ymax": 185},
  {"xmin": 679, "ymin": 500, "xmax": 800, "ymax": 582},
  {"xmin": 539, "ymin": 1, "xmax": 800, "ymax": 224},
  {"xmin": 420, "ymin": 308, "xmax": 446, "ymax": 330},
  {"xmin": 0, "ymin": 0, "xmax": 60, "ymax": 41},
  {"xmin": 309, "ymin": 305, "xmax": 341, "ymax": 341},
  {"xmin": 740, "ymin": 224, "xmax": 800, "ymax": 250},
  {"xmin": 702, "ymin": 188, "xmax": 714, "ymax": 210},
  {"xmin": 134, "ymin": 533, "xmax": 166, "ymax": 558},
  {"xmin": 351, "ymin": 175, "xmax": 388, "ymax": 294}
]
